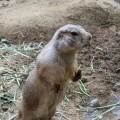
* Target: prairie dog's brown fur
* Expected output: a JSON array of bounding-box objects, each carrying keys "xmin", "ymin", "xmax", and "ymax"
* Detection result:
[{"xmin": 18, "ymin": 24, "xmax": 92, "ymax": 120}]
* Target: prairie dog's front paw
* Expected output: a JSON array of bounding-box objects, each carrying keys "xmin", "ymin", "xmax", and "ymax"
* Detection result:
[{"xmin": 72, "ymin": 69, "xmax": 81, "ymax": 82}]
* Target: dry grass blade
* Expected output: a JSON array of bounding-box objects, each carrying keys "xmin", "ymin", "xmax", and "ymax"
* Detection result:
[
  {"xmin": 72, "ymin": 90, "xmax": 82, "ymax": 94},
  {"xmin": 9, "ymin": 114, "xmax": 17, "ymax": 120},
  {"xmin": 92, "ymin": 106, "xmax": 120, "ymax": 120},
  {"xmin": 56, "ymin": 111, "xmax": 71, "ymax": 120},
  {"xmin": 90, "ymin": 56, "xmax": 95, "ymax": 72},
  {"xmin": 93, "ymin": 101, "xmax": 120, "ymax": 110},
  {"xmin": 115, "ymin": 82, "xmax": 120, "ymax": 86},
  {"xmin": 64, "ymin": 95, "xmax": 69, "ymax": 102},
  {"xmin": 78, "ymin": 81, "xmax": 90, "ymax": 97},
  {"xmin": 0, "ymin": 41, "xmax": 44, "ymax": 119},
  {"xmin": 13, "ymin": 50, "xmax": 32, "ymax": 59}
]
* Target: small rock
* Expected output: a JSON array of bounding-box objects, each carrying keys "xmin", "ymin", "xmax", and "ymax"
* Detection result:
[
  {"xmin": 2, "ymin": 3, "xmax": 9, "ymax": 7},
  {"xmin": 1, "ymin": 93, "xmax": 13, "ymax": 102},
  {"xmin": 90, "ymin": 98, "xmax": 100, "ymax": 108},
  {"xmin": 10, "ymin": 108, "xmax": 14, "ymax": 113},
  {"xmin": 67, "ymin": 94, "xmax": 73, "ymax": 98},
  {"xmin": 115, "ymin": 68, "xmax": 120, "ymax": 73},
  {"xmin": 116, "ymin": 31, "xmax": 120, "ymax": 37},
  {"xmin": 1, "ymin": 96, "xmax": 8, "ymax": 101},
  {"xmin": 2, "ymin": 106, "xmax": 8, "ymax": 112},
  {"xmin": 0, "ymin": 38, "xmax": 11, "ymax": 45},
  {"xmin": 75, "ymin": 98, "xmax": 81, "ymax": 103},
  {"xmin": 109, "ymin": 25, "xmax": 116, "ymax": 33},
  {"xmin": 114, "ymin": 0, "xmax": 120, "ymax": 4},
  {"xmin": 112, "ymin": 87, "xmax": 118, "ymax": 91},
  {"xmin": 81, "ymin": 78, "xmax": 88, "ymax": 83},
  {"xmin": 3, "ymin": 92, "xmax": 12, "ymax": 98}
]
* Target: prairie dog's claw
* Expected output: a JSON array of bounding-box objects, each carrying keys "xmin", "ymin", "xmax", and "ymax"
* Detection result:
[{"xmin": 72, "ymin": 69, "xmax": 81, "ymax": 82}]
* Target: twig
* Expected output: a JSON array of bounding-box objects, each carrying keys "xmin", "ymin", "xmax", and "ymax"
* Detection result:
[
  {"xmin": 13, "ymin": 91, "xmax": 16, "ymax": 101},
  {"xmin": 85, "ymin": 80, "xmax": 95, "ymax": 86},
  {"xmin": 16, "ymin": 78, "xmax": 21, "ymax": 86},
  {"xmin": 95, "ymin": 46, "xmax": 103, "ymax": 51},
  {"xmin": 13, "ymin": 50, "xmax": 31, "ymax": 59},
  {"xmin": 57, "ymin": 109, "xmax": 76, "ymax": 115},
  {"xmin": 92, "ymin": 106, "xmax": 120, "ymax": 120},
  {"xmin": 2, "ymin": 83, "xmax": 13, "ymax": 97},
  {"xmin": 92, "ymin": 101, "xmax": 120, "ymax": 110},
  {"xmin": 13, "ymin": 31, "xmax": 24, "ymax": 37},
  {"xmin": 64, "ymin": 95, "xmax": 69, "ymax": 102},
  {"xmin": 8, "ymin": 112, "xmax": 10, "ymax": 120},
  {"xmin": 9, "ymin": 114, "xmax": 17, "ymax": 120},
  {"xmin": 56, "ymin": 111, "xmax": 71, "ymax": 120},
  {"xmin": 90, "ymin": 56, "xmax": 95, "ymax": 72},
  {"xmin": 72, "ymin": 90, "xmax": 82, "ymax": 94},
  {"xmin": 1, "ymin": 55, "xmax": 10, "ymax": 63},
  {"xmin": 79, "ymin": 80, "xmax": 87, "ymax": 92}
]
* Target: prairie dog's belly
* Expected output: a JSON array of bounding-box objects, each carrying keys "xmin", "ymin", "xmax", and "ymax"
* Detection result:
[{"xmin": 48, "ymin": 81, "xmax": 68, "ymax": 110}]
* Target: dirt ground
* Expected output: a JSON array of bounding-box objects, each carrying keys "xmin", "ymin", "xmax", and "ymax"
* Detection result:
[{"xmin": 0, "ymin": 0, "xmax": 120, "ymax": 120}]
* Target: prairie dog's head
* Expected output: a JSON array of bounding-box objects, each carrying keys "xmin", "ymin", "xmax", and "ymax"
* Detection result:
[{"xmin": 52, "ymin": 24, "xmax": 92, "ymax": 53}]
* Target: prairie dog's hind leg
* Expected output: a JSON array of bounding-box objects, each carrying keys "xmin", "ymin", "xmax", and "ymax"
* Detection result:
[
  {"xmin": 18, "ymin": 102, "xmax": 37, "ymax": 120},
  {"xmin": 18, "ymin": 111, "xmax": 37, "ymax": 120},
  {"xmin": 49, "ymin": 108, "xmax": 56, "ymax": 120},
  {"xmin": 39, "ymin": 115, "xmax": 49, "ymax": 120}
]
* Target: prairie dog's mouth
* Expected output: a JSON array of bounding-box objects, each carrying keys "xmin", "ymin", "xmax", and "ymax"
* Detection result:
[{"xmin": 83, "ymin": 42, "xmax": 91, "ymax": 47}]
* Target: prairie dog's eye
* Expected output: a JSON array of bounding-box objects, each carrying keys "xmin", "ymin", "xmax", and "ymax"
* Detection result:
[{"xmin": 71, "ymin": 32, "xmax": 79, "ymax": 36}]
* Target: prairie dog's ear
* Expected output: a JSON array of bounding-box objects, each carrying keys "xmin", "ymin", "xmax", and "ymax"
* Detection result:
[
  {"xmin": 57, "ymin": 31, "xmax": 64, "ymax": 38},
  {"xmin": 57, "ymin": 30, "xmax": 67, "ymax": 38},
  {"xmin": 58, "ymin": 29, "xmax": 79, "ymax": 37},
  {"xmin": 52, "ymin": 29, "xmax": 66, "ymax": 40}
]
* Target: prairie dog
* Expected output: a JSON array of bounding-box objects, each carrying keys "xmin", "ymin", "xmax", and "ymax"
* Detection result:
[{"xmin": 18, "ymin": 24, "xmax": 92, "ymax": 120}]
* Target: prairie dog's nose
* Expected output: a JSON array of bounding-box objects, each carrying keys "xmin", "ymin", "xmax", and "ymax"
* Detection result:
[
  {"xmin": 89, "ymin": 35, "xmax": 92, "ymax": 40},
  {"xmin": 87, "ymin": 33, "xmax": 92, "ymax": 40}
]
